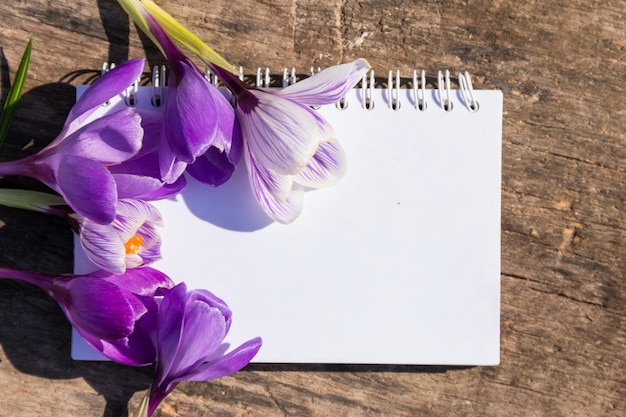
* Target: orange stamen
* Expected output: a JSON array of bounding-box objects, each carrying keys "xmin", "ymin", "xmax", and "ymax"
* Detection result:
[{"xmin": 124, "ymin": 235, "xmax": 143, "ymax": 255}]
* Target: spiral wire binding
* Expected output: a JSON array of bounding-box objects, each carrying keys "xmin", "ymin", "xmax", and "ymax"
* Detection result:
[
  {"xmin": 99, "ymin": 63, "xmax": 481, "ymax": 113},
  {"xmin": 437, "ymin": 69, "xmax": 453, "ymax": 112},
  {"xmin": 361, "ymin": 69, "xmax": 376, "ymax": 111},
  {"xmin": 282, "ymin": 67, "xmax": 297, "ymax": 87},
  {"xmin": 412, "ymin": 70, "xmax": 428, "ymax": 111},
  {"xmin": 256, "ymin": 67, "xmax": 270, "ymax": 88},
  {"xmin": 388, "ymin": 70, "xmax": 401, "ymax": 111},
  {"xmin": 459, "ymin": 71, "xmax": 479, "ymax": 112}
]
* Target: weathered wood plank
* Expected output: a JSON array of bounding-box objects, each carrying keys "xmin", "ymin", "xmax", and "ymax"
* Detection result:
[{"xmin": 0, "ymin": 0, "xmax": 625, "ymax": 416}]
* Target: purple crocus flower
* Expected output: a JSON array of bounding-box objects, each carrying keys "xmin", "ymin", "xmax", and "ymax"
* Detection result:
[
  {"xmin": 143, "ymin": 282, "xmax": 262, "ymax": 417},
  {"xmin": 0, "ymin": 266, "xmax": 174, "ymax": 366},
  {"xmin": 75, "ymin": 198, "xmax": 163, "ymax": 274},
  {"xmin": 207, "ymin": 59, "xmax": 370, "ymax": 223},
  {"xmin": 0, "ymin": 59, "xmax": 146, "ymax": 224},
  {"xmin": 136, "ymin": 11, "xmax": 239, "ymax": 185}
]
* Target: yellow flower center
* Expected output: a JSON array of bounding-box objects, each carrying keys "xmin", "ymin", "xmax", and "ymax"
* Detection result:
[{"xmin": 124, "ymin": 235, "xmax": 143, "ymax": 255}]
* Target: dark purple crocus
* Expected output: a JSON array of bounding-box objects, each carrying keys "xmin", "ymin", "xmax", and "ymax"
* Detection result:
[
  {"xmin": 0, "ymin": 59, "xmax": 147, "ymax": 225},
  {"xmin": 138, "ymin": 11, "xmax": 239, "ymax": 185},
  {"xmin": 141, "ymin": 282, "xmax": 262, "ymax": 417},
  {"xmin": 0, "ymin": 266, "xmax": 174, "ymax": 366}
]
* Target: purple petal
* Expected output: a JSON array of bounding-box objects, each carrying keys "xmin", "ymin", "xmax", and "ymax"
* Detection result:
[
  {"xmin": 57, "ymin": 109, "xmax": 144, "ymax": 164},
  {"xmin": 81, "ymin": 333, "xmax": 157, "ymax": 367},
  {"xmin": 67, "ymin": 59, "xmax": 145, "ymax": 127},
  {"xmin": 134, "ymin": 108, "xmax": 163, "ymax": 157},
  {"xmin": 187, "ymin": 289, "xmax": 232, "ymax": 326},
  {"xmin": 111, "ymin": 151, "xmax": 162, "ymax": 177},
  {"xmin": 63, "ymin": 277, "xmax": 135, "ymax": 340},
  {"xmin": 182, "ymin": 337, "xmax": 262, "ymax": 382},
  {"xmin": 159, "ymin": 132, "xmax": 189, "ymax": 183},
  {"xmin": 100, "ymin": 267, "xmax": 175, "ymax": 296},
  {"xmin": 278, "ymin": 58, "xmax": 370, "ymax": 106},
  {"xmin": 186, "ymin": 146, "xmax": 236, "ymax": 187},
  {"xmin": 113, "ymin": 173, "xmax": 165, "ymax": 200},
  {"xmin": 210, "ymin": 103, "xmax": 240, "ymax": 159},
  {"xmin": 164, "ymin": 61, "xmax": 235, "ymax": 162},
  {"xmin": 228, "ymin": 117, "xmax": 244, "ymax": 166},
  {"xmin": 55, "ymin": 155, "xmax": 117, "ymax": 224},
  {"xmin": 173, "ymin": 302, "xmax": 228, "ymax": 375},
  {"xmin": 137, "ymin": 175, "xmax": 186, "ymax": 200},
  {"xmin": 295, "ymin": 138, "xmax": 347, "ymax": 188},
  {"xmin": 245, "ymin": 149, "xmax": 304, "ymax": 224},
  {"xmin": 112, "ymin": 152, "xmax": 186, "ymax": 200},
  {"xmin": 156, "ymin": 283, "xmax": 188, "ymax": 384}
]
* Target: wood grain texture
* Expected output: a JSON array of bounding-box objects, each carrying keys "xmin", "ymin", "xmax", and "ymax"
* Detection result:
[{"xmin": 1, "ymin": 0, "xmax": 625, "ymax": 416}]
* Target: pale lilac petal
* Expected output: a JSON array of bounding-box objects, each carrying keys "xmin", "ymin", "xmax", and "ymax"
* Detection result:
[
  {"xmin": 113, "ymin": 199, "xmax": 163, "ymax": 241},
  {"xmin": 136, "ymin": 217, "xmax": 161, "ymax": 248},
  {"xmin": 79, "ymin": 220, "xmax": 126, "ymax": 274},
  {"xmin": 278, "ymin": 58, "xmax": 370, "ymax": 106},
  {"xmin": 66, "ymin": 58, "xmax": 145, "ymax": 127},
  {"xmin": 245, "ymin": 150, "xmax": 304, "ymax": 224},
  {"xmin": 56, "ymin": 155, "xmax": 117, "ymax": 224},
  {"xmin": 181, "ymin": 337, "xmax": 262, "ymax": 382},
  {"xmin": 245, "ymin": 148, "xmax": 294, "ymax": 202},
  {"xmin": 57, "ymin": 109, "xmax": 144, "ymax": 164},
  {"xmin": 239, "ymin": 92, "xmax": 322, "ymax": 175},
  {"xmin": 125, "ymin": 254, "xmax": 142, "ymax": 269},
  {"xmin": 295, "ymin": 138, "xmax": 347, "ymax": 188},
  {"xmin": 135, "ymin": 240, "xmax": 162, "ymax": 266}
]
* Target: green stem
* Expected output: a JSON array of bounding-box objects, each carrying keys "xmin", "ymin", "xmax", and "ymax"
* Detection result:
[{"xmin": 134, "ymin": 389, "xmax": 150, "ymax": 417}]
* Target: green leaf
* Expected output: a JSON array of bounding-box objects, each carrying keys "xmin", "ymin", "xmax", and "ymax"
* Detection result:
[
  {"xmin": 0, "ymin": 38, "xmax": 32, "ymax": 148},
  {"xmin": 0, "ymin": 188, "xmax": 66, "ymax": 213}
]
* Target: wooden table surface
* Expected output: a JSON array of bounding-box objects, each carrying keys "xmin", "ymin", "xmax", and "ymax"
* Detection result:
[{"xmin": 1, "ymin": 1, "xmax": 625, "ymax": 416}]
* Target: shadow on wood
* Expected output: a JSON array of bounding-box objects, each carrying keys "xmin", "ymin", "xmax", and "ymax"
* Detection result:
[{"xmin": 0, "ymin": 281, "xmax": 153, "ymax": 417}]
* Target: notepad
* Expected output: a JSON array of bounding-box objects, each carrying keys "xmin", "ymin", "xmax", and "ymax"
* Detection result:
[{"xmin": 72, "ymin": 69, "xmax": 502, "ymax": 365}]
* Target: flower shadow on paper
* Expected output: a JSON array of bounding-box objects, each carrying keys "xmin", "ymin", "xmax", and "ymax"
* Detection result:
[{"xmin": 178, "ymin": 161, "xmax": 275, "ymax": 232}]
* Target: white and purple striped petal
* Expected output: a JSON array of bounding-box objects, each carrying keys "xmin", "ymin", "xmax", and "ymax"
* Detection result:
[
  {"xmin": 278, "ymin": 58, "xmax": 370, "ymax": 106},
  {"xmin": 77, "ymin": 198, "xmax": 163, "ymax": 274}
]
